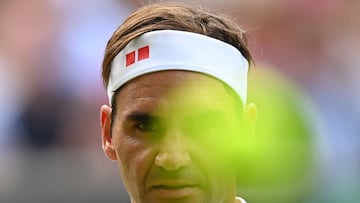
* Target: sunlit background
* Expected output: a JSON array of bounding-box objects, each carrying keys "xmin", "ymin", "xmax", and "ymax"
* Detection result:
[{"xmin": 0, "ymin": 0, "xmax": 359, "ymax": 202}]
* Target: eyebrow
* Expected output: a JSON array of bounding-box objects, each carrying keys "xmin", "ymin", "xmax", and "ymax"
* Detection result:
[
  {"xmin": 184, "ymin": 109, "xmax": 229, "ymax": 123},
  {"xmin": 125, "ymin": 111, "xmax": 160, "ymax": 123}
]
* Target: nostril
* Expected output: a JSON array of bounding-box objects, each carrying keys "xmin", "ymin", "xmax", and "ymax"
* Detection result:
[
  {"xmin": 182, "ymin": 153, "xmax": 191, "ymax": 165},
  {"xmin": 155, "ymin": 151, "xmax": 191, "ymax": 171}
]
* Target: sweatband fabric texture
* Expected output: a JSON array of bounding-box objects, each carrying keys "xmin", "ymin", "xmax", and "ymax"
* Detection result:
[{"xmin": 108, "ymin": 30, "xmax": 249, "ymax": 105}]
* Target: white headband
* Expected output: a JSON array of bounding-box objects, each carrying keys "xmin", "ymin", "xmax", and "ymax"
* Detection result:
[{"xmin": 108, "ymin": 30, "xmax": 249, "ymax": 105}]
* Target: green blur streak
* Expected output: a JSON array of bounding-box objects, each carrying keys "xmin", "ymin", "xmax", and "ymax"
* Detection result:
[{"xmin": 236, "ymin": 68, "xmax": 316, "ymax": 203}]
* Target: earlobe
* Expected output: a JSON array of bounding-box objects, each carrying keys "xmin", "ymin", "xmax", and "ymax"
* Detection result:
[{"xmin": 100, "ymin": 105, "xmax": 117, "ymax": 161}]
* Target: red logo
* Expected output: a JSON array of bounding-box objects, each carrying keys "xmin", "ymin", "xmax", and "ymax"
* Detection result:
[{"xmin": 125, "ymin": 46, "xmax": 150, "ymax": 67}]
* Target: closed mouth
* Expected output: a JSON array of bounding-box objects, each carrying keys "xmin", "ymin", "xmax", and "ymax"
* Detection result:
[
  {"xmin": 153, "ymin": 184, "xmax": 196, "ymax": 189},
  {"xmin": 151, "ymin": 183, "xmax": 199, "ymax": 198}
]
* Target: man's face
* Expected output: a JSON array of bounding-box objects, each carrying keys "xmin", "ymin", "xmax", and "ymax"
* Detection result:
[{"xmin": 102, "ymin": 71, "xmax": 244, "ymax": 203}]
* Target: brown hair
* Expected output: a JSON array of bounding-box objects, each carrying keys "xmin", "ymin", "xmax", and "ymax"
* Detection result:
[{"xmin": 101, "ymin": 2, "xmax": 253, "ymax": 88}]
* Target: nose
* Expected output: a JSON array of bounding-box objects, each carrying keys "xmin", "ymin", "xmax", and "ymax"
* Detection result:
[
  {"xmin": 155, "ymin": 130, "xmax": 191, "ymax": 171},
  {"xmin": 155, "ymin": 151, "xmax": 191, "ymax": 171}
]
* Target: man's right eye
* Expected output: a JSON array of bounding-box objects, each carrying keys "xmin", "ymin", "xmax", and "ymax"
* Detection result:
[
  {"xmin": 135, "ymin": 120, "xmax": 161, "ymax": 132},
  {"xmin": 127, "ymin": 113, "xmax": 164, "ymax": 135},
  {"xmin": 135, "ymin": 119, "xmax": 164, "ymax": 135}
]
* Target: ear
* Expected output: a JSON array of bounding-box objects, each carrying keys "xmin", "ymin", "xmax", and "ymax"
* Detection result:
[
  {"xmin": 245, "ymin": 103, "xmax": 257, "ymax": 126},
  {"xmin": 245, "ymin": 103, "xmax": 257, "ymax": 145},
  {"xmin": 100, "ymin": 105, "xmax": 117, "ymax": 161}
]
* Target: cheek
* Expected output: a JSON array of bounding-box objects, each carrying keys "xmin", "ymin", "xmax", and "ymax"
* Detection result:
[
  {"xmin": 114, "ymin": 135, "xmax": 156, "ymax": 193},
  {"xmin": 193, "ymin": 139, "xmax": 236, "ymax": 180},
  {"xmin": 191, "ymin": 146, "xmax": 235, "ymax": 201}
]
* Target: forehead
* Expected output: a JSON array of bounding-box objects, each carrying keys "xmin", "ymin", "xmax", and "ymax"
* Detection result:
[{"xmin": 114, "ymin": 70, "xmax": 238, "ymax": 110}]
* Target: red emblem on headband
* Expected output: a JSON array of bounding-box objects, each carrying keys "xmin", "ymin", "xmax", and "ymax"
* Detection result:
[
  {"xmin": 126, "ymin": 46, "xmax": 150, "ymax": 67},
  {"xmin": 125, "ymin": 51, "xmax": 136, "ymax": 67}
]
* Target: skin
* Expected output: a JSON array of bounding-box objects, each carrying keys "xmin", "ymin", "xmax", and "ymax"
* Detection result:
[{"xmin": 100, "ymin": 71, "xmax": 254, "ymax": 203}]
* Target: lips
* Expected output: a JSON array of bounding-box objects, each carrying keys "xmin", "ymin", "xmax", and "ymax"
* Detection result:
[
  {"xmin": 151, "ymin": 182, "xmax": 200, "ymax": 198},
  {"xmin": 146, "ymin": 166, "xmax": 205, "ymax": 198}
]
